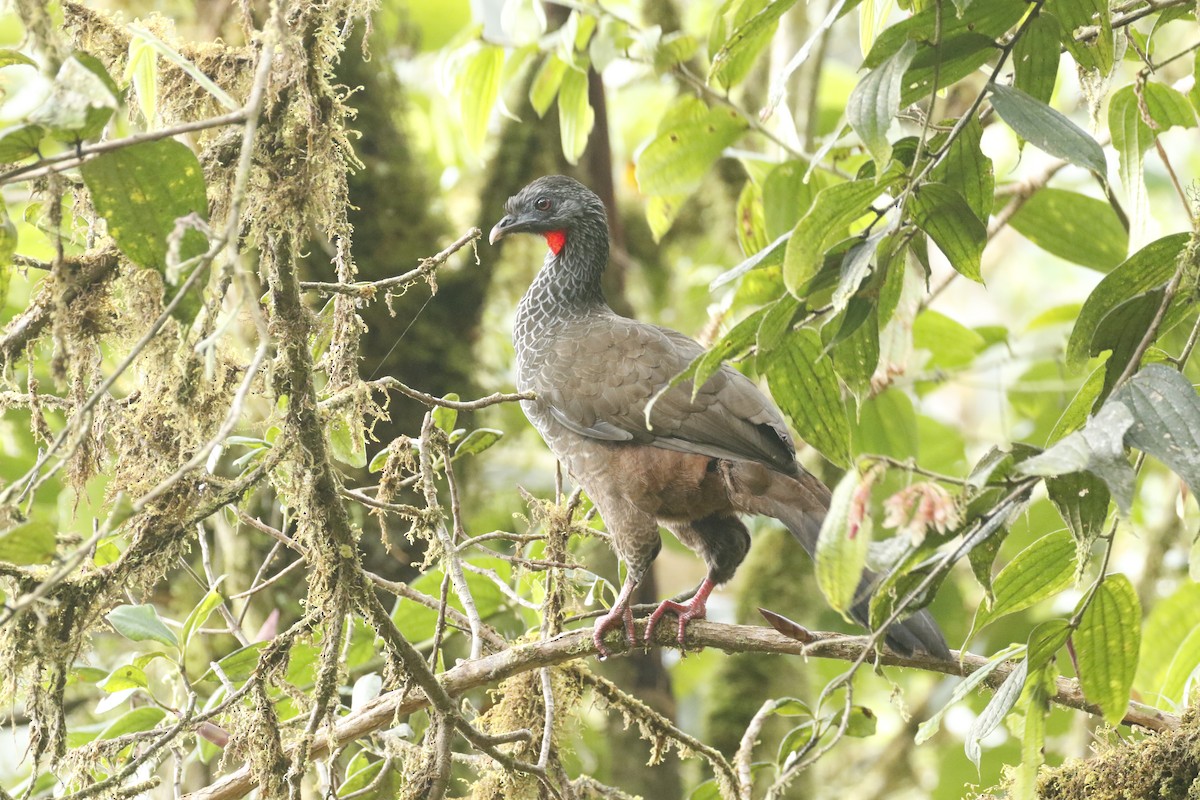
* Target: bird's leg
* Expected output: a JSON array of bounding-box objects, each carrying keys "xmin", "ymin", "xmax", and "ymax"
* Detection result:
[
  {"xmin": 644, "ymin": 577, "xmax": 716, "ymax": 647},
  {"xmin": 593, "ymin": 574, "xmax": 639, "ymax": 660}
]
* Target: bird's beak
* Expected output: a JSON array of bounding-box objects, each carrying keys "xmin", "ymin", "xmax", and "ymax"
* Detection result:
[{"xmin": 489, "ymin": 214, "xmax": 518, "ymax": 245}]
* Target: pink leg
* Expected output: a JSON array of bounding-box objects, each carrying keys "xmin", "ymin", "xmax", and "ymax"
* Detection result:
[
  {"xmin": 644, "ymin": 578, "xmax": 716, "ymax": 647},
  {"xmin": 593, "ymin": 575, "xmax": 639, "ymax": 660}
]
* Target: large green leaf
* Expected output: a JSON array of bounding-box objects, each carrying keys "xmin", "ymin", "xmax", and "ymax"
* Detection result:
[
  {"xmin": 763, "ymin": 328, "xmax": 851, "ymax": 467},
  {"xmin": 783, "ymin": 179, "xmax": 884, "ymax": 296},
  {"xmin": 910, "ymin": 183, "xmax": 986, "ymax": 282},
  {"xmin": 814, "ymin": 469, "xmax": 872, "ymax": 617},
  {"xmin": 1056, "ymin": 0, "xmax": 1113, "ymax": 75},
  {"xmin": 1073, "ymin": 574, "xmax": 1140, "ymax": 725},
  {"xmin": 1016, "ymin": 401, "xmax": 1136, "ymax": 514},
  {"xmin": 1116, "ymin": 364, "xmax": 1200, "ymax": 498},
  {"xmin": 106, "ymin": 604, "xmax": 179, "ymax": 648},
  {"xmin": 930, "ymin": 116, "xmax": 993, "ymax": 224},
  {"xmin": 528, "ymin": 54, "xmax": 567, "ymax": 117},
  {"xmin": 558, "ymin": 66, "xmax": 594, "ymax": 165},
  {"xmin": 989, "ymin": 82, "xmax": 1107, "ymax": 176},
  {"xmin": 1136, "ymin": 582, "xmax": 1200, "ymax": 698},
  {"xmin": 1066, "ymin": 233, "xmax": 1189, "ymax": 368},
  {"xmin": 82, "ymin": 139, "xmax": 209, "ymax": 324},
  {"xmin": 636, "ymin": 100, "xmax": 747, "ymax": 198},
  {"xmin": 458, "ymin": 44, "xmax": 504, "ymax": 154},
  {"xmin": 966, "ymin": 530, "xmax": 1076, "ymax": 644},
  {"xmin": 1012, "ymin": 11, "xmax": 1061, "ymax": 104},
  {"xmin": 0, "ymin": 520, "xmax": 56, "ymax": 565},
  {"xmin": 709, "ymin": 0, "xmax": 800, "ymax": 90},
  {"xmin": 1009, "ymin": 188, "xmax": 1128, "ymax": 271},
  {"xmin": 847, "ymin": 39, "xmax": 917, "ymax": 167}
]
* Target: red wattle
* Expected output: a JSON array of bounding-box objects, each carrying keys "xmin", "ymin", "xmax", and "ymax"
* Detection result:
[{"xmin": 544, "ymin": 230, "xmax": 566, "ymax": 255}]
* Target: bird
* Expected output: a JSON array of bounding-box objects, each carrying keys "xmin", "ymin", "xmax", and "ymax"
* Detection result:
[{"xmin": 490, "ymin": 175, "xmax": 949, "ymax": 661}]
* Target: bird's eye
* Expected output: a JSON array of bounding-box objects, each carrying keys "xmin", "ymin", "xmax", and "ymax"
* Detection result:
[{"xmin": 535, "ymin": 197, "xmax": 552, "ymax": 212}]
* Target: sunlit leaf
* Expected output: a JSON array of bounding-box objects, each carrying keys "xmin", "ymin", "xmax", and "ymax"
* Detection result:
[
  {"xmin": 558, "ymin": 66, "xmax": 594, "ymax": 165},
  {"xmin": 1009, "ymin": 188, "xmax": 1128, "ymax": 271},
  {"xmin": 764, "ymin": 328, "xmax": 851, "ymax": 467},
  {"xmin": 1073, "ymin": 574, "xmax": 1140, "ymax": 725},
  {"xmin": 814, "ymin": 469, "xmax": 872, "ymax": 616},
  {"xmin": 106, "ymin": 604, "xmax": 179, "ymax": 647},
  {"xmin": 0, "ymin": 520, "xmax": 56, "ymax": 565},
  {"xmin": 848, "ymin": 39, "xmax": 917, "ymax": 167}
]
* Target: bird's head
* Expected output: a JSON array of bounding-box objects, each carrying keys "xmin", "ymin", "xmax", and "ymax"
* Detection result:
[{"xmin": 489, "ymin": 175, "xmax": 607, "ymax": 255}]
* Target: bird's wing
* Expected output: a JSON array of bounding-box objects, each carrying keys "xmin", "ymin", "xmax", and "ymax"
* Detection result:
[{"xmin": 527, "ymin": 316, "xmax": 797, "ymax": 472}]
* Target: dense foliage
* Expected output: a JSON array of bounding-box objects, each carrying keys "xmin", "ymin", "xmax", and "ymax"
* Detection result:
[{"xmin": 1, "ymin": 1, "xmax": 1199, "ymax": 799}]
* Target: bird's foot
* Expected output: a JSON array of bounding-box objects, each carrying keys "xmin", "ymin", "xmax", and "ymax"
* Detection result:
[
  {"xmin": 593, "ymin": 603, "xmax": 635, "ymax": 660},
  {"xmin": 644, "ymin": 594, "xmax": 709, "ymax": 647}
]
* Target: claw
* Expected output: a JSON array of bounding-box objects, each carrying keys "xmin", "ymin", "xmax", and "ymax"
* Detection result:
[
  {"xmin": 593, "ymin": 603, "xmax": 635, "ymax": 660},
  {"xmin": 644, "ymin": 577, "xmax": 716, "ymax": 647}
]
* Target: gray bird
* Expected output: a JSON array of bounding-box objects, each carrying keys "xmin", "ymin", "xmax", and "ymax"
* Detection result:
[{"xmin": 491, "ymin": 175, "xmax": 949, "ymax": 660}]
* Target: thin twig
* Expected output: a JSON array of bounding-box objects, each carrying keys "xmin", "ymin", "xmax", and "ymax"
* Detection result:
[{"xmin": 298, "ymin": 227, "xmax": 482, "ymax": 297}]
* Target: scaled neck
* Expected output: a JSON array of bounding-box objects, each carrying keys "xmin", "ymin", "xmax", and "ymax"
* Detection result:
[{"xmin": 522, "ymin": 221, "xmax": 611, "ymax": 317}]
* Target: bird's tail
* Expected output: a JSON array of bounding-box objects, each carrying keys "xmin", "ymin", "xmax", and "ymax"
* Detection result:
[{"xmin": 724, "ymin": 462, "xmax": 951, "ymax": 659}]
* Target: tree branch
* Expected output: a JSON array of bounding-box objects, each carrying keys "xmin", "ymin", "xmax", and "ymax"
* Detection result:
[{"xmin": 183, "ymin": 619, "xmax": 1178, "ymax": 800}]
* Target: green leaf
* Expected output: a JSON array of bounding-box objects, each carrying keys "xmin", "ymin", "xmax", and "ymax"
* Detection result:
[
  {"xmin": 433, "ymin": 395, "xmax": 459, "ymax": 433},
  {"xmin": 1056, "ymin": 0, "xmax": 1113, "ymax": 75},
  {"xmin": 181, "ymin": 584, "xmax": 225, "ymax": 651},
  {"xmin": 653, "ymin": 31, "xmax": 698, "ymax": 71},
  {"xmin": 1016, "ymin": 401, "xmax": 1136, "ymax": 514},
  {"xmin": 764, "ymin": 328, "xmax": 851, "ymax": 467},
  {"xmin": 528, "ymin": 54, "xmax": 567, "ymax": 117},
  {"xmin": 814, "ymin": 469, "xmax": 872, "ymax": 616},
  {"xmin": 848, "ymin": 39, "xmax": 917, "ymax": 167},
  {"xmin": 125, "ymin": 36, "xmax": 159, "ymax": 124},
  {"xmin": 830, "ymin": 302, "xmax": 879, "ymax": 400},
  {"xmin": 966, "ymin": 530, "xmax": 1076, "ymax": 643},
  {"xmin": 1159, "ymin": 625, "xmax": 1200, "ymax": 705},
  {"xmin": 1045, "ymin": 470, "xmax": 1109, "ymax": 550},
  {"xmin": 763, "ymin": 160, "xmax": 824, "ymax": 239},
  {"xmin": 1012, "ymin": 11, "xmax": 1061, "ymax": 104},
  {"xmin": 106, "ymin": 604, "xmax": 179, "ymax": 647},
  {"xmin": 0, "ymin": 49, "xmax": 36, "ymax": 67},
  {"xmin": 458, "ymin": 44, "xmax": 505, "ymax": 154},
  {"xmin": 328, "ymin": 409, "xmax": 367, "ymax": 468},
  {"xmin": 127, "ymin": 25, "xmax": 239, "ymax": 111},
  {"xmin": 1115, "ymin": 364, "xmax": 1200, "ymax": 497},
  {"xmin": 1136, "ymin": 582, "xmax": 1200, "ymax": 697},
  {"xmin": 0, "ymin": 124, "xmax": 46, "ymax": 163},
  {"xmin": 1074, "ymin": 574, "xmax": 1141, "ymax": 725},
  {"xmin": 635, "ymin": 101, "xmax": 747, "ymax": 197},
  {"xmin": 1027, "ymin": 619, "xmax": 1072, "ymax": 669},
  {"xmin": 97, "ymin": 706, "xmax": 167, "ymax": 741},
  {"xmin": 1009, "ymin": 188, "xmax": 1128, "ymax": 271},
  {"xmin": 100, "ymin": 664, "xmax": 150, "ymax": 693},
  {"xmin": 557, "ymin": 66, "xmax": 594, "ymax": 165},
  {"xmin": 30, "ymin": 55, "xmax": 119, "ymax": 140},
  {"xmin": 1066, "ymin": 233, "xmax": 1190, "ymax": 368},
  {"xmin": 709, "ymin": 0, "xmax": 800, "ymax": 90},
  {"xmin": 916, "ymin": 643, "xmax": 1025, "ymax": 744},
  {"xmin": 0, "ymin": 520, "xmax": 56, "ymax": 565},
  {"xmin": 454, "ymin": 428, "xmax": 504, "ymax": 457},
  {"xmin": 910, "ymin": 183, "xmax": 986, "ymax": 282},
  {"xmin": 81, "ymin": 139, "xmax": 209, "ymax": 321},
  {"xmin": 900, "ymin": 33, "xmax": 998, "ymax": 105},
  {"xmin": 198, "ymin": 641, "xmax": 268, "ymax": 683},
  {"xmin": 1013, "ymin": 661, "xmax": 1054, "ymax": 800},
  {"xmin": 913, "ymin": 310, "xmax": 987, "ymax": 371},
  {"xmin": 966, "ymin": 657, "xmax": 1026, "ymax": 769},
  {"xmin": 851, "ymin": 389, "xmax": 918, "ymax": 459},
  {"xmin": 783, "ymin": 179, "xmax": 884, "ymax": 295},
  {"xmin": 988, "ymin": 82, "xmax": 1107, "ymax": 176},
  {"xmin": 930, "ymin": 116, "xmax": 993, "ymax": 223}
]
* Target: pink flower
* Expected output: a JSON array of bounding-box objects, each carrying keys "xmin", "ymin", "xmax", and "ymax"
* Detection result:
[{"xmin": 883, "ymin": 482, "xmax": 960, "ymax": 545}]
